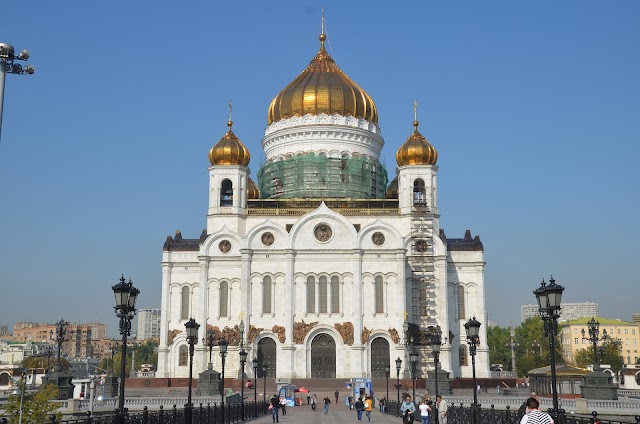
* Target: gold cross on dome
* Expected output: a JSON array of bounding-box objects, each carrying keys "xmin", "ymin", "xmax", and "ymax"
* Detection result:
[
  {"xmin": 403, "ymin": 310, "xmax": 408, "ymax": 321},
  {"xmin": 414, "ymin": 100, "xmax": 417, "ymax": 121},
  {"xmin": 239, "ymin": 311, "xmax": 245, "ymax": 321},
  {"xmin": 228, "ymin": 100, "xmax": 233, "ymax": 121}
]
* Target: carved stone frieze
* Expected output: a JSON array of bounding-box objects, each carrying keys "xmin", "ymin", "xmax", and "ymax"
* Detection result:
[
  {"xmin": 334, "ymin": 322, "xmax": 354, "ymax": 346},
  {"xmin": 293, "ymin": 320, "xmax": 318, "ymax": 344},
  {"xmin": 388, "ymin": 328, "xmax": 400, "ymax": 344},
  {"xmin": 204, "ymin": 324, "xmax": 241, "ymax": 346},
  {"xmin": 168, "ymin": 329, "xmax": 182, "ymax": 346},
  {"xmin": 247, "ymin": 325, "xmax": 264, "ymax": 343},
  {"xmin": 265, "ymin": 113, "xmax": 381, "ymax": 136},
  {"xmin": 272, "ymin": 325, "xmax": 286, "ymax": 344},
  {"xmin": 361, "ymin": 326, "xmax": 372, "ymax": 344}
]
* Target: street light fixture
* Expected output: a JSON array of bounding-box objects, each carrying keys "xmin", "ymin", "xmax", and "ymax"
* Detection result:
[
  {"xmin": 582, "ymin": 318, "xmax": 607, "ymax": 371},
  {"xmin": 252, "ymin": 358, "xmax": 259, "ymax": 414},
  {"xmin": 384, "ymin": 364, "xmax": 390, "ymax": 413},
  {"xmin": 409, "ymin": 349, "xmax": 418, "ymax": 404},
  {"xmin": 262, "ymin": 364, "xmax": 268, "ymax": 402},
  {"xmin": 112, "ymin": 275, "xmax": 140, "ymax": 424},
  {"xmin": 464, "ymin": 316, "xmax": 481, "ymax": 424},
  {"xmin": 219, "ymin": 339, "xmax": 228, "ymax": 423},
  {"xmin": 394, "ymin": 357, "xmax": 402, "ymax": 406},
  {"xmin": 531, "ymin": 340, "xmax": 541, "ymax": 368},
  {"xmin": 534, "ymin": 276, "xmax": 564, "ymax": 424},
  {"xmin": 0, "ymin": 43, "xmax": 35, "ymax": 142},
  {"xmin": 239, "ymin": 348, "xmax": 248, "ymax": 420},
  {"xmin": 203, "ymin": 329, "xmax": 216, "ymax": 369},
  {"xmin": 184, "ymin": 318, "xmax": 200, "ymax": 424},
  {"xmin": 430, "ymin": 327, "xmax": 442, "ymax": 424},
  {"xmin": 50, "ymin": 319, "xmax": 71, "ymax": 364}
]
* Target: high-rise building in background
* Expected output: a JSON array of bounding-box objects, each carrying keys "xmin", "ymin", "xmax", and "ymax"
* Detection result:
[
  {"xmin": 521, "ymin": 302, "xmax": 599, "ymax": 322},
  {"xmin": 632, "ymin": 313, "xmax": 640, "ymax": 324},
  {"xmin": 0, "ymin": 325, "xmax": 8, "ymax": 336},
  {"xmin": 12, "ymin": 322, "xmax": 107, "ymax": 359},
  {"xmin": 135, "ymin": 308, "xmax": 161, "ymax": 340}
]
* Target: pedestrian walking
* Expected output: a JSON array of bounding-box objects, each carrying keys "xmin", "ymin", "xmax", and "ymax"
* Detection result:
[
  {"xmin": 335, "ymin": 390, "xmax": 340, "ymax": 405},
  {"xmin": 418, "ymin": 398, "xmax": 432, "ymax": 424},
  {"xmin": 307, "ymin": 393, "xmax": 311, "ymax": 404},
  {"xmin": 379, "ymin": 395, "xmax": 386, "ymax": 413},
  {"xmin": 364, "ymin": 395, "xmax": 373, "ymax": 421},
  {"xmin": 401, "ymin": 395, "xmax": 416, "ymax": 424},
  {"xmin": 436, "ymin": 395, "xmax": 447, "ymax": 424},
  {"xmin": 354, "ymin": 397, "xmax": 364, "ymax": 421},
  {"xmin": 323, "ymin": 395, "xmax": 331, "ymax": 414},
  {"xmin": 520, "ymin": 397, "xmax": 554, "ymax": 424},
  {"xmin": 311, "ymin": 393, "xmax": 317, "ymax": 411},
  {"xmin": 269, "ymin": 394, "xmax": 280, "ymax": 423},
  {"xmin": 349, "ymin": 395, "xmax": 354, "ymax": 410},
  {"xmin": 279, "ymin": 396, "xmax": 287, "ymax": 415}
]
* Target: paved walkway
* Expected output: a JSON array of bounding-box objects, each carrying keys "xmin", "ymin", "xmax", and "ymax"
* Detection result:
[{"xmin": 254, "ymin": 403, "xmax": 401, "ymax": 424}]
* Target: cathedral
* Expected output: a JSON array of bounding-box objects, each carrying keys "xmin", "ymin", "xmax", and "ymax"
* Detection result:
[{"xmin": 156, "ymin": 24, "xmax": 491, "ymax": 381}]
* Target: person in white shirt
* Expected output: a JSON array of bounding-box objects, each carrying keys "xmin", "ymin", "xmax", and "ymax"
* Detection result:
[
  {"xmin": 520, "ymin": 397, "xmax": 554, "ymax": 424},
  {"xmin": 436, "ymin": 395, "xmax": 447, "ymax": 424},
  {"xmin": 418, "ymin": 397, "xmax": 432, "ymax": 424}
]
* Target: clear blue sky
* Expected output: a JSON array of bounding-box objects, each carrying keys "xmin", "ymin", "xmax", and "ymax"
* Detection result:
[{"xmin": 1, "ymin": 1, "xmax": 638, "ymax": 337}]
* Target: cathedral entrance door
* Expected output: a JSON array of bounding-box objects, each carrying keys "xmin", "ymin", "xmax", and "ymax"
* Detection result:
[
  {"xmin": 257, "ymin": 338, "xmax": 277, "ymax": 378},
  {"xmin": 311, "ymin": 333, "xmax": 336, "ymax": 378},
  {"xmin": 370, "ymin": 337, "xmax": 390, "ymax": 378}
]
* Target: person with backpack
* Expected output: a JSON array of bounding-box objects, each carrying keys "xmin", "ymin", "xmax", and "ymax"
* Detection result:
[
  {"xmin": 269, "ymin": 394, "xmax": 280, "ymax": 423},
  {"xmin": 401, "ymin": 395, "xmax": 416, "ymax": 424},
  {"xmin": 355, "ymin": 397, "xmax": 365, "ymax": 421},
  {"xmin": 323, "ymin": 395, "xmax": 332, "ymax": 414}
]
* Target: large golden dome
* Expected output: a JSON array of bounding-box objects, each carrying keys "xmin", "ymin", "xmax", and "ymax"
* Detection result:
[
  {"xmin": 209, "ymin": 120, "xmax": 251, "ymax": 166},
  {"xmin": 396, "ymin": 120, "xmax": 438, "ymax": 166},
  {"xmin": 267, "ymin": 34, "xmax": 378, "ymax": 125}
]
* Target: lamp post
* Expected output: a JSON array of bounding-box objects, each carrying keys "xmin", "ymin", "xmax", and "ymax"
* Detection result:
[
  {"xmin": 409, "ymin": 349, "xmax": 418, "ymax": 404},
  {"xmin": 402, "ymin": 321, "xmax": 410, "ymax": 378},
  {"xmin": 219, "ymin": 339, "xmax": 228, "ymax": 423},
  {"xmin": 203, "ymin": 329, "xmax": 216, "ymax": 370},
  {"xmin": 531, "ymin": 340, "xmax": 541, "ymax": 368},
  {"xmin": 252, "ymin": 358, "xmax": 258, "ymax": 414},
  {"xmin": 394, "ymin": 357, "xmax": 402, "ymax": 406},
  {"xmin": 112, "ymin": 275, "xmax": 140, "ymax": 424},
  {"xmin": 184, "ymin": 318, "xmax": 200, "ymax": 424},
  {"xmin": 17, "ymin": 371, "xmax": 26, "ymax": 424},
  {"xmin": 506, "ymin": 326, "xmax": 518, "ymax": 377},
  {"xmin": 0, "ymin": 43, "xmax": 35, "ymax": 142},
  {"xmin": 262, "ymin": 364, "xmax": 268, "ymax": 401},
  {"xmin": 465, "ymin": 317, "xmax": 481, "ymax": 424},
  {"xmin": 45, "ymin": 346, "xmax": 53, "ymax": 369},
  {"xmin": 239, "ymin": 348, "xmax": 247, "ymax": 420},
  {"xmin": 534, "ymin": 276, "xmax": 564, "ymax": 424},
  {"xmin": 50, "ymin": 319, "xmax": 71, "ymax": 363},
  {"xmin": 430, "ymin": 327, "xmax": 442, "ymax": 424},
  {"xmin": 582, "ymin": 318, "xmax": 607, "ymax": 371},
  {"xmin": 384, "ymin": 365, "xmax": 390, "ymax": 413}
]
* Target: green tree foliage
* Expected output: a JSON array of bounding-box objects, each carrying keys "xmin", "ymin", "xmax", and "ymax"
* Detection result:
[
  {"xmin": 574, "ymin": 338, "xmax": 623, "ymax": 372},
  {"xmin": 1, "ymin": 381, "xmax": 61, "ymax": 424},
  {"xmin": 22, "ymin": 357, "xmax": 70, "ymax": 372},
  {"xmin": 486, "ymin": 325, "xmax": 511, "ymax": 370},
  {"xmin": 134, "ymin": 340, "xmax": 159, "ymax": 368},
  {"xmin": 97, "ymin": 340, "xmax": 158, "ymax": 376}
]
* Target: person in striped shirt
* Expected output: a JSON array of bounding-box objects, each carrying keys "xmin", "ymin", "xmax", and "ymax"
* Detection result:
[{"xmin": 520, "ymin": 397, "xmax": 554, "ymax": 424}]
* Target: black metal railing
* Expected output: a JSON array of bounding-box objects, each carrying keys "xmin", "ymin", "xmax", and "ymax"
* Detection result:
[
  {"xmin": 45, "ymin": 401, "xmax": 269, "ymax": 424},
  {"xmin": 386, "ymin": 400, "xmax": 640, "ymax": 424}
]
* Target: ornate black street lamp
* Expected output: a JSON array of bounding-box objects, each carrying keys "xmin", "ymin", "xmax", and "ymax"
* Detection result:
[
  {"xmin": 239, "ymin": 348, "xmax": 247, "ymax": 420},
  {"xmin": 262, "ymin": 364, "xmax": 268, "ymax": 402},
  {"xmin": 582, "ymin": 318, "xmax": 607, "ymax": 370},
  {"xmin": 45, "ymin": 346, "xmax": 53, "ymax": 369},
  {"xmin": 409, "ymin": 349, "xmax": 418, "ymax": 404},
  {"xmin": 0, "ymin": 43, "xmax": 35, "ymax": 142},
  {"xmin": 465, "ymin": 316, "xmax": 481, "ymax": 424},
  {"xmin": 184, "ymin": 318, "xmax": 200, "ymax": 424},
  {"xmin": 49, "ymin": 319, "xmax": 71, "ymax": 363},
  {"xmin": 112, "ymin": 275, "xmax": 140, "ymax": 424},
  {"xmin": 531, "ymin": 340, "xmax": 541, "ymax": 368},
  {"xmin": 384, "ymin": 364, "xmax": 390, "ymax": 413},
  {"xmin": 203, "ymin": 329, "xmax": 216, "ymax": 369},
  {"xmin": 394, "ymin": 357, "xmax": 402, "ymax": 407},
  {"xmin": 252, "ymin": 358, "xmax": 258, "ymax": 414},
  {"xmin": 430, "ymin": 327, "xmax": 442, "ymax": 424},
  {"xmin": 534, "ymin": 276, "xmax": 564, "ymax": 424},
  {"xmin": 219, "ymin": 339, "xmax": 228, "ymax": 423}
]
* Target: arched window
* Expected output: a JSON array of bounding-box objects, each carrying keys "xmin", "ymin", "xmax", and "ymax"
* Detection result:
[
  {"xmin": 331, "ymin": 276, "xmax": 340, "ymax": 313},
  {"xmin": 179, "ymin": 345, "xmax": 188, "ymax": 366},
  {"xmin": 319, "ymin": 276, "xmax": 328, "ymax": 313},
  {"xmin": 413, "ymin": 179, "xmax": 426, "ymax": 205},
  {"xmin": 180, "ymin": 286, "xmax": 189, "ymax": 320},
  {"xmin": 458, "ymin": 285, "xmax": 466, "ymax": 319},
  {"xmin": 459, "ymin": 345, "xmax": 468, "ymax": 366},
  {"xmin": 220, "ymin": 179, "xmax": 233, "ymax": 206},
  {"xmin": 307, "ymin": 276, "xmax": 315, "ymax": 313},
  {"xmin": 262, "ymin": 276, "xmax": 272, "ymax": 314},
  {"xmin": 219, "ymin": 281, "xmax": 229, "ymax": 317},
  {"xmin": 374, "ymin": 276, "xmax": 384, "ymax": 314}
]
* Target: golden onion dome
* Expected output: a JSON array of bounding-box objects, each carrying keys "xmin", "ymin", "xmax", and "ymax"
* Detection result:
[
  {"xmin": 247, "ymin": 178, "xmax": 260, "ymax": 199},
  {"xmin": 396, "ymin": 120, "xmax": 438, "ymax": 166},
  {"xmin": 386, "ymin": 176, "xmax": 398, "ymax": 199},
  {"xmin": 209, "ymin": 120, "xmax": 251, "ymax": 166},
  {"xmin": 267, "ymin": 33, "xmax": 378, "ymax": 125}
]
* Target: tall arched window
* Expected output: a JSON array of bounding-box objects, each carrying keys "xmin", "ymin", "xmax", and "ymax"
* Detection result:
[
  {"xmin": 220, "ymin": 179, "xmax": 233, "ymax": 206},
  {"xmin": 319, "ymin": 276, "xmax": 328, "ymax": 313},
  {"xmin": 413, "ymin": 178, "xmax": 426, "ymax": 204},
  {"xmin": 307, "ymin": 276, "xmax": 315, "ymax": 313},
  {"xmin": 179, "ymin": 345, "xmax": 188, "ymax": 366},
  {"xmin": 180, "ymin": 286, "xmax": 189, "ymax": 320},
  {"xmin": 459, "ymin": 345, "xmax": 468, "ymax": 366},
  {"xmin": 458, "ymin": 285, "xmax": 466, "ymax": 319},
  {"xmin": 219, "ymin": 281, "xmax": 229, "ymax": 317},
  {"xmin": 262, "ymin": 276, "xmax": 272, "ymax": 314},
  {"xmin": 331, "ymin": 276, "xmax": 340, "ymax": 313},
  {"xmin": 374, "ymin": 276, "xmax": 384, "ymax": 314}
]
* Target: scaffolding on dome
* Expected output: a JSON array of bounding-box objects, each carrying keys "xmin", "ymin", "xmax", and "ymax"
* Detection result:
[{"xmin": 256, "ymin": 153, "xmax": 389, "ymax": 199}]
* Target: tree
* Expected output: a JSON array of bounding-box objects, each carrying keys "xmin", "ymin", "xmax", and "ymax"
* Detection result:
[
  {"xmin": 574, "ymin": 338, "xmax": 623, "ymax": 372},
  {"xmin": 514, "ymin": 317, "xmax": 560, "ymax": 377},
  {"xmin": 22, "ymin": 357, "xmax": 70, "ymax": 372},
  {"xmin": 486, "ymin": 325, "xmax": 511, "ymax": 370},
  {"xmin": 1, "ymin": 381, "xmax": 61, "ymax": 424},
  {"xmin": 134, "ymin": 340, "xmax": 159, "ymax": 368}
]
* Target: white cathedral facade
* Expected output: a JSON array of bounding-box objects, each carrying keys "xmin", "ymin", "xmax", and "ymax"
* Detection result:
[{"xmin": 157, "ymin": 28, "xmax": 490, "ymax": 381}]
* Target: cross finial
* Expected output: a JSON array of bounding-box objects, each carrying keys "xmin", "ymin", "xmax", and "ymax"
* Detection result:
[
  {"xmin": 403, "ymin": 310, "xmax": 408, "ymax": 321},
  {"xmin": 413, "ymin": 100, "xmax": 419, "ymax": 129},
  {"xmin": 228, "ymin": 100, "xmax": 233, "ymax": 129},
  {"xmin": 320, "ymin": 9, "xmax": 327, "ymax": 48},
  {"xmin": 239, "ymin": 311, "xmax": 245, "ymax": 321}
]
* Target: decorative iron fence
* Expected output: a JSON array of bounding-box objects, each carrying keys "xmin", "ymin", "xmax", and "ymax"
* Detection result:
[
  {"xmin": 44, "ymin": 401, "xmax": 269, "ymax": 424},
  {"xmin": 386, "ymin": 400, "xmax": 640, "ymax": 424}
]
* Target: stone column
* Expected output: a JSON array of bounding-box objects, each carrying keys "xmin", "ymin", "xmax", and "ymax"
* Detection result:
[
  {"xmin": 199, "ymin": 256, "xmax": 210, "ymax": 371},
  {"xmin": 158, "ymin": 263, "xmax": 172, "ymax": 377},
  {"xmin": 282, "ymin": 250, "xmax": 296, "ymax": 378}
]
